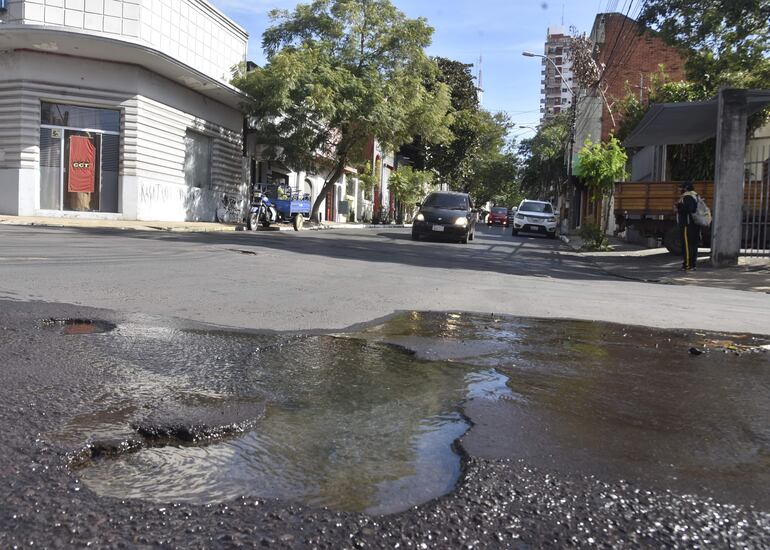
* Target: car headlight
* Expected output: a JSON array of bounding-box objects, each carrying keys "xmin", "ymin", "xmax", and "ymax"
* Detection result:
[
  {"xmin": 547, "ymin": 217, "xmax": 556, "ymax": 222},
  {"xmin": 416, "ymin": 213, "xmax": 425, "ymax": 222},
  {"xmin": 515, "ymin": 213, "xmax": 524, "ymax": 219},
  {"xmin": 454, "ymin": 217, "xmax": 468, "ymax": 226}
]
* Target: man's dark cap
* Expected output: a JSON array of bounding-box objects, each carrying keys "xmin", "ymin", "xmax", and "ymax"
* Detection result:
[{"xmin": 680, "ymin": 181, "xmax": 694, "ymax": 191}]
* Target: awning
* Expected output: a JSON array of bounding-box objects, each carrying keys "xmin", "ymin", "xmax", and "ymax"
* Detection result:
[{"xmin": 623, "ymin": 90, "xmax": 770, "ymax": 147}]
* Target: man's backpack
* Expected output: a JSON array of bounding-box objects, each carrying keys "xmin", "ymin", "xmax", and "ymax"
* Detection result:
[{"xmin": 692, "ymin": 194, "xmax": 712, "ymax": 226}]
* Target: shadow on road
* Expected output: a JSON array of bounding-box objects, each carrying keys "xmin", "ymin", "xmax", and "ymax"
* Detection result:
[{"xmin": 12, "ymin": 224, "xmax": 643, "ymax": 285}]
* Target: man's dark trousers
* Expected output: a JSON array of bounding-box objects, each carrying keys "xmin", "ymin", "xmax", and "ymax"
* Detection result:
[{"xmin": 682, "ymin": 224, "xmax": 700, "ymax": 270}]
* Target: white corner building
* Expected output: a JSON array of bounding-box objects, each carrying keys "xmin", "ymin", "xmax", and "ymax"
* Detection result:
[{"xmin": 0, "ymin": 0, "xmax": 248, "ymax": 221}]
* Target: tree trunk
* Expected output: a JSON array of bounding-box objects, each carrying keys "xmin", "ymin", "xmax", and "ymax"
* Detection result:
[
  {"xmin": 602, "ymin": 192, "xmax": 612, "ymax": 235},
  {"xmin": 310, "ymin": 160, "xmax": 347, "ymax": 223}
]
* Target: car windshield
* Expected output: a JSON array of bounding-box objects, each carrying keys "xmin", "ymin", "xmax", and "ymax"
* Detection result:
[
  {"xmin": 492, "ymin": 207, "xmax": 508, "ymax": 214},
  {"xmin": 423, "ymin": 193, "xmax": 468, "ymax": 210},
  {"xmin": 519, "ymin": 201, "xmax": 553, "ymax": 214}
]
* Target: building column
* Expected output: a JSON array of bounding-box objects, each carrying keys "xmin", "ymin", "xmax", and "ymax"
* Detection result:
[{"xmin": 711, "ymin": 88, "xmax": 748, "ymax": 267}]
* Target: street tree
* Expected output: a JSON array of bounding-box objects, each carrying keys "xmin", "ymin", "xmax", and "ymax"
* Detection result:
[
  {"xmin": 638, "ymin": 0, "xmax": 770, "ymax": 92},
  {"xmin": 518, "ymin": 115, "xmax": 570, "ymax": 201},
  {"xmin": 398, "ymin": 57, "xmax": 519, "ymax": 205},
  {"xmin": 399, "ymin": 57, "xmax": 480, "ymax": 184},
  {"xmin": 576, "ymin": 136, "xmax": 628, "ymax": 236},
  {"xmin": 233, "ymin": 0, "xmax": 453, "ymax": 222},
  {"xmin": 387, "ymin": 166, "xmax": 435, "ymax": 222}
]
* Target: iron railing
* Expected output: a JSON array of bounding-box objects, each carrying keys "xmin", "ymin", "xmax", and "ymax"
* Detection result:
[{"xmin": 742, "ymin": 140, "xmax": 770, "ymax": 261}]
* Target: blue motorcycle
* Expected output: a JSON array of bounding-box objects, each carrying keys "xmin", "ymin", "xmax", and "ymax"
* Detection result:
[{"xmin": 247, "ymin": 191, "xmax": 278, "ymax": 231}]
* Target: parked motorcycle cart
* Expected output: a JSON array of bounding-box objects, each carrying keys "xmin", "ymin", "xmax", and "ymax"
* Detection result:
[
  {"xmin": 246, "ymin": 191, "xmax": 278, "ymax": 230},
  {"xmin": 246, "ymin": 184, "xmax": 311, "ymax": 231}
]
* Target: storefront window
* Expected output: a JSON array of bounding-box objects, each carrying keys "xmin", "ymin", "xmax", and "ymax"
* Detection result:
[
  {"xmin": 41, "ymin": 102, "xmax": 120, "ymax": 133},
  {"xmin": 184, "ymin": 130, "xmax": 211, "ymax": 188},
  {"xmin": 39, "ymin": 102, "xmax": 121, "ymax": 213}
]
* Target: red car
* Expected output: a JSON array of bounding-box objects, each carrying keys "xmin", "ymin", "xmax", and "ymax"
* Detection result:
[{"xmin": 487, "ymin": 206, "xmax": 509, "ymax": 226}]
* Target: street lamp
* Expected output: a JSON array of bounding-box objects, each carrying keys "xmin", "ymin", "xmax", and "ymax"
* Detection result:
[{"xmin": 522, "ymin": 50, "xmax": 573, "ymax": 91}]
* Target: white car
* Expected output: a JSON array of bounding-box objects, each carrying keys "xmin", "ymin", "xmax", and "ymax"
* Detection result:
[{"xmin": 511, "ymin": 200, "xmax": 558, "ymax": 239}]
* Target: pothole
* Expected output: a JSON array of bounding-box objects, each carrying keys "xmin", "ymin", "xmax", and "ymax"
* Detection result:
[{"xmin": 56, "ymin": 313, "xmax": 770, "ymax": 513}]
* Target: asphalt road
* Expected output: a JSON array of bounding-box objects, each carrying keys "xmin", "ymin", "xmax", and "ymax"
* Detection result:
[
  {"xmin": 2, "ymin": 224, "xmax": 770, "ymax": 547},
  {"xmin": 1, "ymin": 224, "xmax": 769, "ymax": 335}
]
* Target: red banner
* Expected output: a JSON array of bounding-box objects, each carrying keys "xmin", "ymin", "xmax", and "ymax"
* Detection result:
[{"xmin": 68, "ymin": 136, "xmax": 96, "ymax": 193}]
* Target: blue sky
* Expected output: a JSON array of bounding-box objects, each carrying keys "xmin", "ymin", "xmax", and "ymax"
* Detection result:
[{"xmin": 210, "ymin": 0, "xmax": 604, "ymax": 140}]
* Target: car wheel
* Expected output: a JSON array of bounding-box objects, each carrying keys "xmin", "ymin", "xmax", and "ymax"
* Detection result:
[
  {"xmin": 411, "ymin": 230, "xmax": 420, "ymax": 241},
  {"xmin": 511, "ymin": 229, "xmax": 519, "ymax": 236},
  {"xmin": 460, "ymin": 233, "xmax": 468, "ymax": 244},
  {"xmin": 547, "ymin": 232, "xmax": 556, "ymax": 239}
]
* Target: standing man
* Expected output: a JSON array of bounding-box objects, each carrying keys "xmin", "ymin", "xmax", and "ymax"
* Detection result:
[{"xmin": 676, "ymin": 181, "xmax": 699, "ymax": 271}]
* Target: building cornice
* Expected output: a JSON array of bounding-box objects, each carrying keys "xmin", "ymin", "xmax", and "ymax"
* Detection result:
[{"xmin": 0, "ymin": 25, "xmax": 249, "ymax": 109}]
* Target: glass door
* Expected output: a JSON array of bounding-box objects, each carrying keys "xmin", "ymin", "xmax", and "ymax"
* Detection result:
[{"xmin": 63, "ymin": 130, "xmax": 101, "ymax": 212}]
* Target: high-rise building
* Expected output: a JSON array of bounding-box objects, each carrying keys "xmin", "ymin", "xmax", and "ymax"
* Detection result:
[{"xmin": 540, "ymin": 25, "xmax": 574, "ymax": 122}]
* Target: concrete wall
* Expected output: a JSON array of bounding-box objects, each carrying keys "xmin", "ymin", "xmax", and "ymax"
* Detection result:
[
  {"xmin": 3, "ymin": 0, "xmax": 246, "ymax": 85},
  {"xmin": 0, "ymin": 50, "xmax": 243, "ymax": 220}
]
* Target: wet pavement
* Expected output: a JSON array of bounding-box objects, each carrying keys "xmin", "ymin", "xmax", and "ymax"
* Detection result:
[{"xmin": 1, "ymin": 299, "xmax": 769, "ymax": 547}]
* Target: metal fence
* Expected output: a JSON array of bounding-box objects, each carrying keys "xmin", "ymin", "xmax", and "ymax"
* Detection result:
[{"xmin": 742, "ymin": 139, "xmax": 770, "ymax": 261}]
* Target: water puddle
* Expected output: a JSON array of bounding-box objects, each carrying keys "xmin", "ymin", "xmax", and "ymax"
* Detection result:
[
  {"xmin": 52, "ymin": 312, "xmax": 770, "ymax": 512},
  {"xmin": 62, "ymin": 328, "xmax": 510, "ymax": 514}
]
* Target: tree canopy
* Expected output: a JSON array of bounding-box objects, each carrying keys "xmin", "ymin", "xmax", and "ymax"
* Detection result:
[
  {"xmin": 233, "ymin": 0, "xmax": 453, "ymax": 221},
  {"xmin": 638, "ymin": 0, "xmax": 770, "ymax": 91},
  {"xmin": 518, "ymin": 115, "xmax": 570, "ymax": 201},
  {"xmin": 614, "ymin": 69, "xmax": 715, "ymax": 180},
  {"xmin": 388, "ymin": 166, "xmax": 435, "ymax": 221},
  {"xmin": 398, "ymin": 57, "xmax": 519, "ymax": 206}
]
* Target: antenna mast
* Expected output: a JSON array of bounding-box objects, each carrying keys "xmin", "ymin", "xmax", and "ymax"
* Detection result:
[{"xmin": 477, "ymin": 54, "xmax": 484, "ymax": 106}]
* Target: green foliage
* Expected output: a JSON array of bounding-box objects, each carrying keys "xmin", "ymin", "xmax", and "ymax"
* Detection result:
[
  {"xmin": 388, "ymin": 166, "xmax": 435, "ymax": 220},
  {"xmin": 356, "ymin": 161, "xmax": 377, "ymax": 195},
  {"xmin": 577, "ymin": 137, "xmax": 628, "ymax": 201},
  {"xmin": 614, "ymin": 67, "xmax": 715, "ymax": 180},
  {"xmin": 233, "ymin": 0, "xmax": 453, "ymax": 220},
  {"xmin": 399, "ymin": 57, "xmax": 518, "ymax": 205},
  {"xmin": 614, "ymin": 68, "xmax": 711, "ymax": 142},
  {"xmin": 434, "ymin": 57, "xmax": 479, "ymax": 112},
  {"xmin": 638, "ymin": 0, "xmax": 770, "ymax": 93},
  {"xmin": 578, "ymin": 222, "xmax": 609, "ymax": 251},
  {"xmin": 518, "ymin": 115, "xmax": 570, "ymax": 200}
]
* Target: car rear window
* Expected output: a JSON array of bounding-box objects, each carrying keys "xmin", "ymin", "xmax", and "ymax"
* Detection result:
[
  {"xmin": 492, "ymin": 207, "xmax": 508, "ymax": 214},
  {"xmin": 520, "ymin": 201, "xmax": 553, "ymax": 213},
  {"xmin": 423, "ymin": 193, "xmax": 469, "ymax": 209}
]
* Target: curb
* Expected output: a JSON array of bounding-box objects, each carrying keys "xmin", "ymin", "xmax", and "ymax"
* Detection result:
[{"xmin": 0, "ymin": 217, "xmax": 412, "ymax": 234}]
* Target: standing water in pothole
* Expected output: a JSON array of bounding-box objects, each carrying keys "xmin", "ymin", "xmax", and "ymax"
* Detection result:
[
  {"xmin": 71, "ymin": 326, "xmax": 510, "ymax": 514},
  {"xmin": 56, "ymin": 312, "xmax": 770, "ymax": 513}
]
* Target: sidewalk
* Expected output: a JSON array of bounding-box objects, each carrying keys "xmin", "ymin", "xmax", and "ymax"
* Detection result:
[
  {"xmin": 0, "ymin": 215, "xmax": 411, "ymax": 233},
  {"xmin": 560, "ymin": 234, "xmax": 770, "ymax": 293}
]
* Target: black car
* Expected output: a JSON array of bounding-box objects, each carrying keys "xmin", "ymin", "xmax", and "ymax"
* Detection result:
[{"xmin": 411, "ymin": 191, "xmax": 476, "ymax": 243}]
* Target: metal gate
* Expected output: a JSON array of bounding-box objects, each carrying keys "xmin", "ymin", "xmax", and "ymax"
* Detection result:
[{"xmin": 742, "ymin": 139, "xmax": 770, "ymax": 261}]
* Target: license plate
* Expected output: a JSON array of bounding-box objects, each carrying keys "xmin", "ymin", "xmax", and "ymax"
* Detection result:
[
  {"xmin": 432, "ymin": 224, "xmax": 444, "ymax": 232},
  {"xmin": 531, "ymin": 226, "xmax": 540, "ymax": 231}
]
